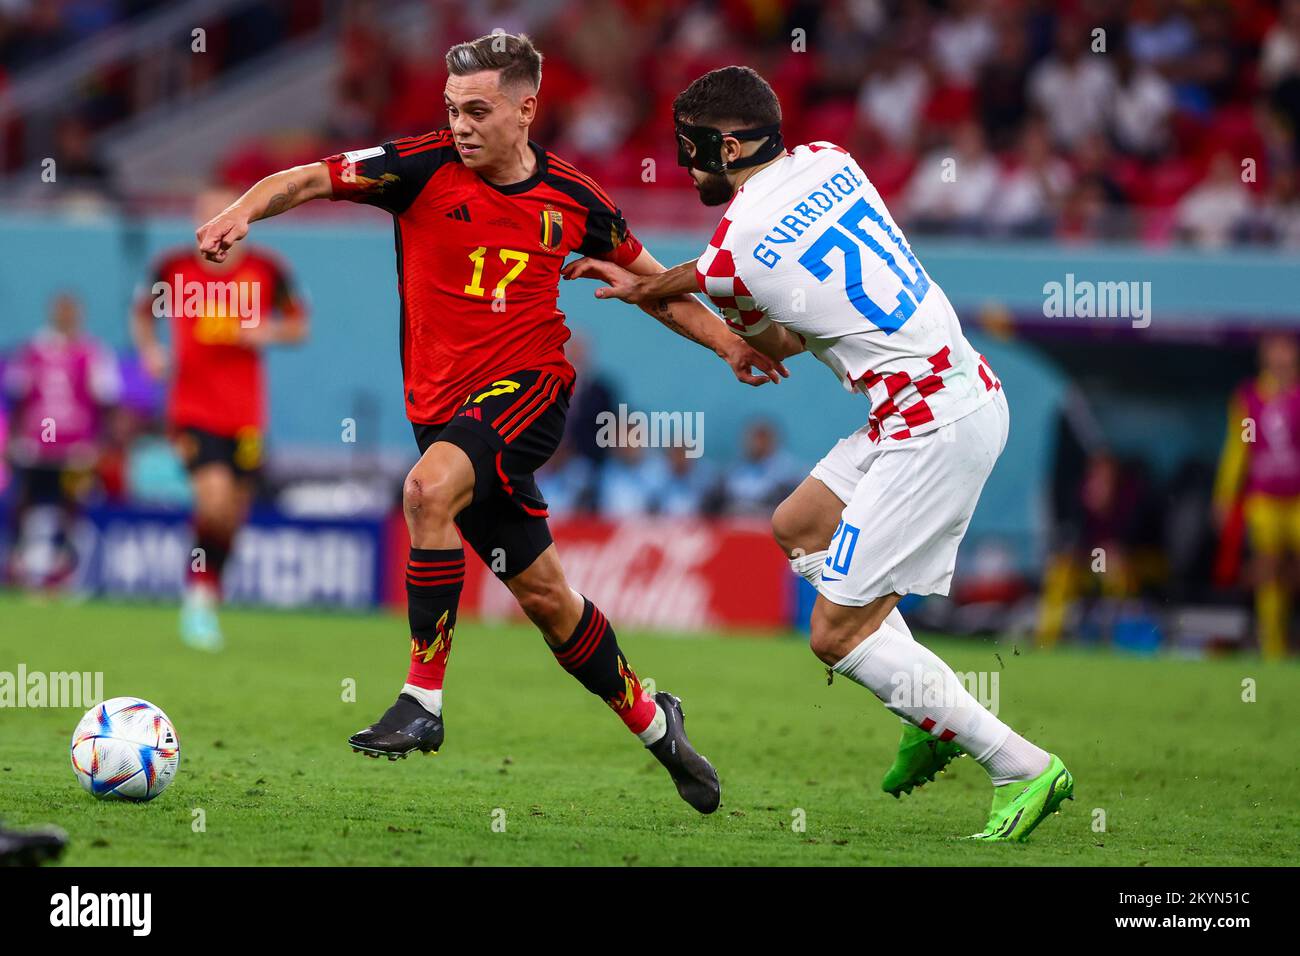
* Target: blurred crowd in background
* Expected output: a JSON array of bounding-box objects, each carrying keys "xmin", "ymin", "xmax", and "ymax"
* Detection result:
[
  {"xmin": 0, "ymin": 292, "xmax": 805, "ymax": 538},
  {"xmin": 3, "ymin": 0, "xmax": 1300, "ymax": 244}
]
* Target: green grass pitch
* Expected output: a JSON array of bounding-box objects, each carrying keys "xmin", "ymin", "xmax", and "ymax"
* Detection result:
[{"xmin": 1, "ymin": 593, "xmax": 1296, "ymax": 866}]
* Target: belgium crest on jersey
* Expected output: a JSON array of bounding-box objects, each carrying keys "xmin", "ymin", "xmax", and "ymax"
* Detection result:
[{"xmin": 539, "ymin": 208, "xmax": 564, "ymax": 251}]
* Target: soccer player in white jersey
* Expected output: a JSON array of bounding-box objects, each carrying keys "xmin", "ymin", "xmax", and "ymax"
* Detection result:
[{"xmin": 565, "ymin": 66, "xmax": 1073, "ymax": 841}]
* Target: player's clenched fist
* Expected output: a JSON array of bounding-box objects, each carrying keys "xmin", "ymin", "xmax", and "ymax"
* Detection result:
[{"xmin": 196, "ymin": 210, "xmax": 249, "ymax": 263}]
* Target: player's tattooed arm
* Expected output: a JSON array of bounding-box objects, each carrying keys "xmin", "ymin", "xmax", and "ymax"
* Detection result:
[
  {"xmin": 196, "ymin": 163, "xmax": 331, "ymax": 263},
  {"xmin": 621, "ymin": 249, "xmax": 789, "ymax": 384},
  {"xmin": 646, "ymin": 295, "xmax": 706, "ymax": 344},
  {"xmin": 643, "ymin": 294, "xmax": 789, "ymax": 386}
]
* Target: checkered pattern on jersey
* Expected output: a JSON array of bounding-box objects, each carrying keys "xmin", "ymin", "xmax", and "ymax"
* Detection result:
[{"xmin": 695, "ymin": 216, "xmax": 770, "ymax": 335}]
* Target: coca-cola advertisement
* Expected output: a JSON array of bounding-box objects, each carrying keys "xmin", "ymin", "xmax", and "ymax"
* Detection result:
[{"xmin": 385, "ymin": 514, "xmax": 792, "ymax": 631}]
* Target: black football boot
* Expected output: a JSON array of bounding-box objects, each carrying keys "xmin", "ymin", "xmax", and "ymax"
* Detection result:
[
  {"xmin": 646, "ymin": 692, "xmax": 721, "ymax": 814},
  {"xmin": 348, "ymin": 694, "xmax": 444, "ymax": 760},
  {"xmin": 0, "ymin": 822, "xmax": 68, "ymax": 867}
]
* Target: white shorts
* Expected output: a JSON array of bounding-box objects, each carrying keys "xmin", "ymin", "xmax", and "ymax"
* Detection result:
[{"xmin": 810, "ymin": 390, "xmax": 1009, "ymax": 606}]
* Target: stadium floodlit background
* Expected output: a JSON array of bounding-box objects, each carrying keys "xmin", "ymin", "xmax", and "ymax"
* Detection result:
[{"xmin": 3, "ymin": 0, "xmax": 1299, "ymax": 649}]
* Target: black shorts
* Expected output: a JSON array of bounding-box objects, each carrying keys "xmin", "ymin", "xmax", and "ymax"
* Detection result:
[
  {"xmin": 13, "ymin": 463, "xmax": 88, "ymax": 506},
  {"xmin": 173, "ymin": 426, "xmax": 263, "ymax": 478},
  {"xmin": 413, "ymin": 369, "xmax": 571, "ymax": 581}
]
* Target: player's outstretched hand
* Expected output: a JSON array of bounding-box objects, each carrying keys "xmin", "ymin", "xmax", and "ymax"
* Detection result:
[
  {"xmin": 196, "ymin": 210, "xmax": 250, "ymax": 263},
  {"xmin": 561, "ymin": 256, "xmax": 644, "ymax": 304},
  {"xmin": 723, "ymin": 338, "xmax": 789, "ymax": 386}
]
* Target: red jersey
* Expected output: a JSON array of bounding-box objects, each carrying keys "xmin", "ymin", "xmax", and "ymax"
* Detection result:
[
  {"xmin": 322, "ymin": 130, "xmax": 643, "ymax": 424},
  {"xmin": 137, "ymin": 249, "xmax": 304, "ymax": 437}
]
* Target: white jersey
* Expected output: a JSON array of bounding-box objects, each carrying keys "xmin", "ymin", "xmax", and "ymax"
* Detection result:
[{"xmin": 696, "ymin": 142, "xmax": 1000, "ymax": 442}]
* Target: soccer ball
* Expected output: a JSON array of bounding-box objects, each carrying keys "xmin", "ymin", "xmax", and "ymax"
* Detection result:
[{"xmin": 70, "ymin": 697, "xmax": 181, "ymax": 801}]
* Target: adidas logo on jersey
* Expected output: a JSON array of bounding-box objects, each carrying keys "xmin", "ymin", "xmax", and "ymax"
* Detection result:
[{"xmin": 446, "ymin": 204, "xmax": 471, "ymax": 222}]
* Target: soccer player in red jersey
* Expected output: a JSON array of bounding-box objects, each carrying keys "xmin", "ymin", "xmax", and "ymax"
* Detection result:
[
  {"xmin": 133, "ymin": 186, "xmax": 309, "ymax": 651},
  {"xmin": 193, "ymin": 34, "xmax": 785, "ymax": 813}
]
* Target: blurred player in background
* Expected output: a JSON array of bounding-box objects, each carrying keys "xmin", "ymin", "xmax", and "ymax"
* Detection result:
[
  {"xmin": 4, "ymin": 293, "xmax": 120, "ymax": 590},
  {"xmin": 1215, "ymin": 333, "xmax": 1300, "ymax": 660},
  {"xmin": 131, "ymin": 186, "xmax": 309, "ymax": 651},
  {"xmin": 190, "ymin": 34, "xmax": 787, "ymax": 814},
  {"xmin": 570, "ymin": 66, "xmax": 1073, "ymax": 842}
]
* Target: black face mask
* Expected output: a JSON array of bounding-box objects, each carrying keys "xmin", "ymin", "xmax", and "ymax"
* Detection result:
[{"xmin": 674, "ymin": 121, "xmax": 784, "ymax": 174}]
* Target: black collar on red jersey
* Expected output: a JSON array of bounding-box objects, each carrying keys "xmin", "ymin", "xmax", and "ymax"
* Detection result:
[{"xmin": 475, "ymin": 141, "xmax": 548, "ymax": 196}]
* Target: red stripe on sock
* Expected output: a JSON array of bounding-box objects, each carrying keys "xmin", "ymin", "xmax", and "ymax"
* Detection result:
[
  {"xmin": 566, "ymin": 614, "xmax": 608, "ymax": 669},
  {"xmin": 406, "ymin": 567, "xmax": 465, "ymax": 580},
  {"xmin": 555, "ymin": 611, "xmax": 600, "ymax": 667},
  {"xmin": 556, "ymin": 607, "xmax": 605, "ymax": 668},
  {"xmin": 407, "ymin": 576, "xmax": 464, "ymax": 589}
]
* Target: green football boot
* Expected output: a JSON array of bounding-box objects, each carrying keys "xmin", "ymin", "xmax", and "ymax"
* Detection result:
[
  {"xmin": 969, "ymin": 753, "xmax": 1074, "ymax": 842},
  {"xmin": 881, "ymin": 721, "xmax": 964, "ymax": 797}
]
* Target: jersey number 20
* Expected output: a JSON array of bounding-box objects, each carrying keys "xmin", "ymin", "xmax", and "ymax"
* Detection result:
[{"xmin": 798, "ymin": 197, "xmax": 929, "ymax": 335}]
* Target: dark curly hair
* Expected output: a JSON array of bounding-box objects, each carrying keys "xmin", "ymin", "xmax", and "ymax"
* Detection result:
[{"xmin": 672, "ymin": 66, "xmax": 781, "ymax": 129}]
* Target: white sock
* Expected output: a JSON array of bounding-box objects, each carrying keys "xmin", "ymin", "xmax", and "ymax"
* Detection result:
[
  {"xmin": 981, "ymin": 731, "xmax": 1051, "ymax": 786},
  {"xmin": 884, "ymin": 608, "xmax": 914, "ymax": 726},
  {"xmin": 186, "ymin": 581, "xmax": 218, "ymax": 605},
  {"xmin": 637, "ymin": 702, "xmax": 667, "ymax": 746},
  {"xmin": 401, "ymin": 683, "xmax": 442, "ymax": 716},
  {"xmin": 831, "ymin": 619, "xmax": 1015, "ymax": 765},
  {"xmin": 789, "ymin": 549, "xmax": 829, "ymax": 586},
  {"xmin": 885, "ymin": 606, "xmax": 913, "ymax": 641},
  {"xmin": 797, "ymin": 552, "xmax": 917, "ymax": 732}
]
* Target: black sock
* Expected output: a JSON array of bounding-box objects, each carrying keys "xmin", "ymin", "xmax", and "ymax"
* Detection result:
[
  {"xmin": 551, "ymin": 597, "xmax": 655, "ymax": 733},
  {"xmin": 190, "ymin": 521, "xmax": 232, "ymax": 589},
  {"xmin": 405, "ymin": 546, "xmax": 465, "ymax": 690}
]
